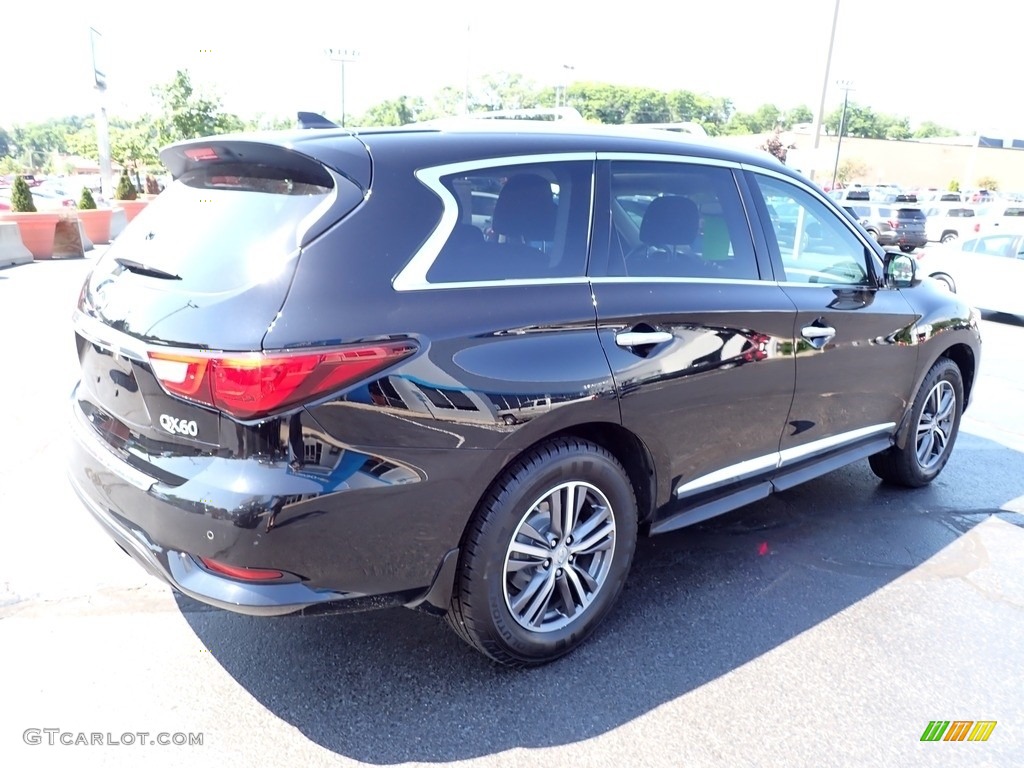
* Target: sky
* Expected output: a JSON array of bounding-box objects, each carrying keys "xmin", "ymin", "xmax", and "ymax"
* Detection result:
[{"xmin": 2, "ymin": 0, "xmax": 1020, "ymax": 136}]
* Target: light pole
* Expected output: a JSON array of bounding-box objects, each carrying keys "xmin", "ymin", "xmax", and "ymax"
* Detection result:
[
  {"xmin": 809, "ymin": 0, "xmax": 841, "ymax": 182},
  {"xmin": 90, "ymin": 27, "xmax": 113, "ymax": 200},
  {"xmin": 830, "ymin": 80, "xmax": 854, "ymax": 190},
  {"xmin": 325, "ymin": 48, "xmax": 359, "ymax": 127},
  {"xmin": 556, "ymin": 64, "xmax": 574, "ymax": 110}
]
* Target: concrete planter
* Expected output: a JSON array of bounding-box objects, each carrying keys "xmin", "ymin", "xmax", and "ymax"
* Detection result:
[
  {"xmin": 76, "ymin": 208, "xmax": 113, "ymax": 244},
  {"xmin": 0, "ymin": 211, "xmax": 60, "ymax": 259},
  {"xmin": 116, "ymin": 199, "xmax": 148, "ymax": 223}
]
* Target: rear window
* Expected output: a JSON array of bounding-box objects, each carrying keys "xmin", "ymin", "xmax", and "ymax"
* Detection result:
[
  {"xmin": 101, "ymin": 161, "xmax": 338, "ymax": 292},
  {"xmin": 896, "ymin": 208, "xmax": 925, "ymax": 221}
]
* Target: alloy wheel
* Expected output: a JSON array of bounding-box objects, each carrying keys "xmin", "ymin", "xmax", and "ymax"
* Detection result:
[{"xmin": 502, "ymin": 481, "xmax": 616, "ymax": 633}]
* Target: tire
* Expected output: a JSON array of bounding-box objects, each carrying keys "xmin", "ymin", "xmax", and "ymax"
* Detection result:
[
  {"xmin": 899, "ymin": 245, "xmax": 915, "ymax": 253},
  {"xmin": 940, "ymin": 232, "xmax": 958, "ymax": 244},
  {"xmin": 866, "ymin": 228, "xmax": 881, "ymax": 242},
  {"xmin": 446, "ymin": 437, "xmax": 637, "ymax": 666},
  {"xmin": 869, "ymin": 357, "xmax": 963, "ymax": 487},
  {"xmin": 929, "ymin": 272, "xmax": 956, "ymax": 292}
]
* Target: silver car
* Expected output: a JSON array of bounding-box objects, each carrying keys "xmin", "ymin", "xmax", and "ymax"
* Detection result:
[{"xmin": 918, "ymin": 230, "xmax": 1024, "ymax": 316}]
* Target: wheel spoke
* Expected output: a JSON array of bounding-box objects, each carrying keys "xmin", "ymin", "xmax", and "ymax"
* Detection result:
[
  {"xmin": 917, "ymin": 430, "xmax": 935, "ymax": 465},
  {"xmin": 509, "ymin": 541, "xmax": 552, "ymax": 562},
  {"xmin": 523, "ymin": 572, "xmax": 557, "ymax": 626},
  {"xmin": 563, "ymin": 565, "xmax": 594, "ymax": 611},
  {"xmin": 570, "ymin": 521, "xmax": 615, "ymax": 556},
  {"xmin": 510, "ymin": 570, "xmax": 549, "ymax": 615},
  {"xmin": 519, "ymin": 522, "xmax": 550, "ymax": 547},
  {"xmin": 935, "ymin": 387, "xmax": 955, "ymax": 423},
  {"xmin": 568, "ymin": 504, "xmax": 610, "ymax": 543},
  {"xmin": 555, "ymin": 572, "xmax": 577, "ymax": 618}
]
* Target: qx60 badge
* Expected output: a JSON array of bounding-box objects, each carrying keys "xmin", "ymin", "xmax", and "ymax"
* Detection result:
[{"xmin": 159, "ymin": 414, "xmax": 198, "ymax": 437}]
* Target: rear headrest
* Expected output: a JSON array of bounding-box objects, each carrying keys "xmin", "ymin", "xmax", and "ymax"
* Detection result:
[
  {"xmin": 640, "ymin": 196, "xmax": 699, "ymax": 245},
  {"xmin": 492, "ymin": 174, "xmax": 556, "ymax": 241}
]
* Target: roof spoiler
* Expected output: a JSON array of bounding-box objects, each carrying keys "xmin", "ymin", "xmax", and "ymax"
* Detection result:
[{"xmin": 297, "ymin": 112, "xmax": 340, "ymax": 130}]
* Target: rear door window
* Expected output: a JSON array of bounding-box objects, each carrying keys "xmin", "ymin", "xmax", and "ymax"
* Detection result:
[{"xmin": 605, "ymin": 160, "xmax": 759, "ymax": 280}]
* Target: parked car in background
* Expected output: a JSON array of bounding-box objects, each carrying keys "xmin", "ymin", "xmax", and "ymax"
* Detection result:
[
  {"xmin": 29, "ymin": 188, "xmax": 77, "ymax": 210},
  {"xmin": 68, "ymin": 118, "xmax": 981, "ymax": 666},
  {"xmin": 844, "ymin": 201, "xmax": 927, "ymax": 251},
  {"xmin": 917, "ymin": 230, "xmax": 1024, "ymax": 316},
  {"xmin": 921, "ymin": 204, "xmax": 977, "ymax": 243},
  {"xmin": 970, "ymin": 204, "xmax": 1024, "ymax": 235}
]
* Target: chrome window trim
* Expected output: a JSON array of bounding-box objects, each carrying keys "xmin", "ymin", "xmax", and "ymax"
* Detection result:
[
  {"xmin": 589, "ymin": 276, "xmax": 767, "ymax": 286},
  {"xmin": 598, "ymin": 152, "xmax": 743, "ymax": 169},
  {"xmin": 674, "ymin": 422, "xmax": 895, "ymax": 498},
  {"xmin": 392, "ymin": 152, "xmax": 597, "ymax": 292}
]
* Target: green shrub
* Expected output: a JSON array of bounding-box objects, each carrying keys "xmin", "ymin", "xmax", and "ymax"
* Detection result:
[
  {"xmin": 115, "ymin": 172, "xmax": 137, "ymax": 201},
  {"xmin": 79, "ymin": 187, "xmax": 97, "ymax": 210},
  {"xmin": 10, "ymin": 176, "xmax": 36, "ymax": 212},
  {"xmin": 947, "ymin": 179, "xmax": 960, "ymax": 192}
]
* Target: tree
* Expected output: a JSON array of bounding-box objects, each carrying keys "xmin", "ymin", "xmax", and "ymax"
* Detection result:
[
  {"xmin": 914, "ymin": 121, "xmax": 957, "ymax": 139},
  {"xmin": 152, "ymin": 70, "xmax": 245, "ymax": 146},
  {"xmin": 783, "ymin": 105, "xmax": 813, "ymax": 127},
  {"xmin": 358, "ymin": 96, "xmax": 426, "ymax": 126},
  {"xmin": 0, "ymin": 126, "xmax": 10, "ymax": 158},
  {"xmin": 976, "ymin": 175, "xmax": 999, "ymax": 191},
  {"xmin": 10, "ymin": 176, "xmax": 36, "ymax": 212},
  {"xmin": 948, "ymin": 179, "xmax": 960, "ymax": 192},
  {"xmin": 115, "ymin": 172, "xmax": 137, "ymax": 201}
]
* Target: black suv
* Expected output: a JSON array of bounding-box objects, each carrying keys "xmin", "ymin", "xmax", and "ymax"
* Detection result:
[{"xmin": 69, "ymin": 120, "xmax": 981, "ymax": 666}]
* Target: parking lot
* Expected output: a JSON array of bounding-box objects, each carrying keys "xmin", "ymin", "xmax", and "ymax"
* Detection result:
[{"xmin": 1, "ymin": 253, "xmax": 1022, "ymax": 767}]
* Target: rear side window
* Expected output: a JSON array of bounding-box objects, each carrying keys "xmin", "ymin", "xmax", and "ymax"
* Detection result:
[
  {"xmin": 102, "ymin": 160, "xmax": 340, "ymax": 292},
  {"xmin": 605, "ymin": 161, "xmax": 758, "ymax": 280},
  {"xmin": 426, "ymin": 161, "xmax": 592, "ymax": 283}
]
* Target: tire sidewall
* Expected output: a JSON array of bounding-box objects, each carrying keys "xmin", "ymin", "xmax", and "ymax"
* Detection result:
[{"xmin": 470, "ymin": 446, "xmax": 637, "ymax": 663}]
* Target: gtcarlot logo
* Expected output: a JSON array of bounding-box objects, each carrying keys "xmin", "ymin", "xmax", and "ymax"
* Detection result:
[{"xmin": 23, "ymin": 729, "xmax": 203, "ymax": 747}]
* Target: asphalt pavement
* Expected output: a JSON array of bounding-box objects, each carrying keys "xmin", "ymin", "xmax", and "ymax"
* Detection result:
[{"xmin": 1, "ymin": 253, "xmax": 1022, "ymax": 768}]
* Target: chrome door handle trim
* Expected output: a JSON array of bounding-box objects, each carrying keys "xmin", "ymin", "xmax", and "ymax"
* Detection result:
[
  {"xmin": 615, "ymin": 331, "xmax": 673, "ymax": 347},
  {"xmin": 800, "ymin": 325, "xmax": 836, "ymax": 339}
]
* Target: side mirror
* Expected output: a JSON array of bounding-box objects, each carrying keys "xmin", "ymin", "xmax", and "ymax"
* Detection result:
[{"xmin": 883, "ymin": 250, "xmax": 920, "ymax": 288}]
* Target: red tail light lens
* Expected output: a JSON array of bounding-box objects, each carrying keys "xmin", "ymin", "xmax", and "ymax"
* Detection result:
[
  {"xmin": 184, "ymin": 147, "xmax": 219, "ymax": 161},
  {"xmin": 198, "ymin": 558, "xmax": 283, "ymax": 581},
  {"xmin": 887, "ymin": 220, "xmax": 899, "ymax": 229},
  {"xmin": 148, "ymin": 341, "xmax": 416, "ymax": 419}
]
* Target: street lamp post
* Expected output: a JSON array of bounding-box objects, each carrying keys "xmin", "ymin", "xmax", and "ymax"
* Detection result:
[
  {"xmin": 325, "ymin": 48, "xmax": 359, "ymax": 127},
  {"xmin": 809, "ymin": 0, "xmax": 842, "ymax": 182},
  {"xmin": 556, "ymin": 64, "xmax": 574, "ymax": 110},
  {"xmin": 90, "ymin": 27, "xmax": 113, "ymax": 200},
  {"xmin": 830, "ymin": 81, "xmax": 854, "ymax": 190}
]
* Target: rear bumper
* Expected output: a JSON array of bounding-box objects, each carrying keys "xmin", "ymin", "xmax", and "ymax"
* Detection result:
[
  {"xmin": 68, "ymin": 470, "xmax": 349, "ymax": 616},
  {"xmin": 67, "ymin": 388, "xmax": 472, "ymax": 616}
]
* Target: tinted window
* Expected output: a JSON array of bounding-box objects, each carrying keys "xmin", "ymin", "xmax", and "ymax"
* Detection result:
[
  {"xmin": 606, "ymin": 161, "xmax": 758, "ymax": 279},
  {"xmin": 427, "ymin": 161, "xmax": 592, "ymax": 283},
  {"xmin": 896, "ymin": 208, "xmax": 926, "ymax": 221},
  {"xmin": 974, "ymin": 235, "xmax": 1017, "ymax": 257},
  {"xmin": 752, "ymin": 174, "xmax": 872, "ymax": 286},
  {"xmin": 101, "ymin": 161, "xmax": 337, "ymax": 292}
]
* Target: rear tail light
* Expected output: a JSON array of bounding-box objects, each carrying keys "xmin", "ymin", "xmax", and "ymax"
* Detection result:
[
  {"xmin": 148, "ymin": 341, "xmax": 417, "ymax": 420},
  {"xmin": 198, "ymin": 558, "xmax": 283, "ymax": 581},
  {"xmin": 887, "ymin": 220, "xmax": 899, "ymax": 229},
  {"xmin": 974, "ymin": 222, "xmax": 981, "ymax": 233}
]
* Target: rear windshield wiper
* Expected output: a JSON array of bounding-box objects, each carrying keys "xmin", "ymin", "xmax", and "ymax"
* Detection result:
[{"xmin": 114, "ymin": 257, "xmax": 182, "ymax": 281}]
